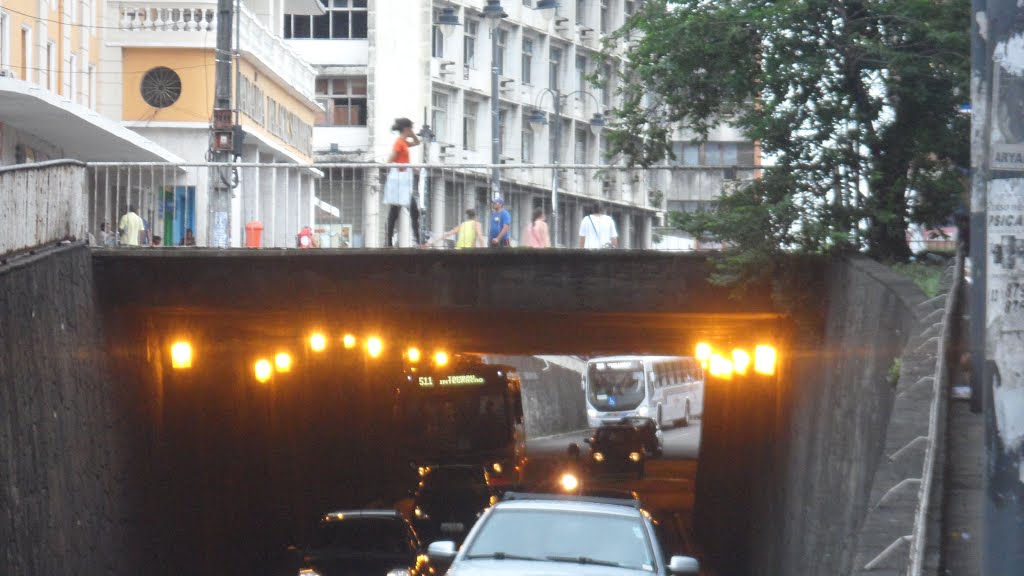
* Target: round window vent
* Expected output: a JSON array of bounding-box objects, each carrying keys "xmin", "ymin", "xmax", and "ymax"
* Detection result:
[{"xmin": 140, "ymin": 67, "xmax": 182, "ymax": 109}]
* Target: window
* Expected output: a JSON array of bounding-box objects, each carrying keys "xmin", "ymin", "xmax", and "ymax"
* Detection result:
[
  {"xmin": 495, "ymin": 29, "xmax": 507, "ymax": 76},
  {"xmin": 463, "ymin": 98, "xmax": 478, "ymax": 151},
  {"xmin": 432, "ymin": 10, "xmax": 444, "ymax": 58},
  {"xmin": 46, "ymin": 42, "xmax": 55, "ymax": 90},
  {"xmin": 88, "ymin": 64, "xmax": 96, "ymax": 108},
  {"xmin": 464, "ymin": 20, "xmax": 478, "ymax": 69},
  {"xmin": 284, "ymin": 0, "xmax": 368, "ymax": 39},
  {"xmin": 69, "ymin": 53, "xmax": 78, "ymax": 103},
  {"xmin": 575, "ymin": 128, "xmax": 588, "ymax": 166},
  {"xmin": 0, "ymin": 12, "xmax": 8, "ymax": 71},
  {"xmin": 672, "ymin": 142, "xmax": 700, "ymax": 166},
  {"xmin": 432, "ymin": 91, "xmax": 449, "ymax": 143},
  {"xmin": 600, "ymin": 0, "xmax": 609, "ymax": 33},
  {"xmin": 20, "ymin": 26, "xmax": 30, "ymax": 81},
  {"xmin": 625, "ymin": 0, "xmax": 635, "ymax": 15},
  {"xmin": 704, "ymin": 142, "xmax": 738, "ymax": 165},
  {"xmin": 314, "ymin": 77, "xmax": 367, "ymax": 126},
  {"xmin": 521, "ymin": 126, "xmax": 533, "ymax": 162},
  {"xmin": 576, "ymin": 55, "xmax": 587, "ymax": 98},
  {"xmin": 499, "ymin": 108, "xmax": 509, "ymax": 154},
  {"xmin": 576, "ymin": 0, "xmax": 586, "ymax": 25},
  {"xmin": 521, "ymin": 37, "xmax": 533, "ymax": 84},
  {"xmin": 549, "ymin": 46, "xmax": 562, "ymax": 91},
  {"xmin": 549, "ymin": 119, "xmax": 557, "ymax": 163}
]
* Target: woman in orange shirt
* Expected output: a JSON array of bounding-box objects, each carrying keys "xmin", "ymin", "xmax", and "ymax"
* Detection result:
[{"xmin": 384, "ymin": 117, "xmax": 421, "ymax": 247}]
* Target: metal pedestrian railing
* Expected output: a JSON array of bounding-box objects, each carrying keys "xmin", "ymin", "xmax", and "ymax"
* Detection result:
[{"xmin": 3, "ymin": 159, "xmax": 756, "ymax": 253}]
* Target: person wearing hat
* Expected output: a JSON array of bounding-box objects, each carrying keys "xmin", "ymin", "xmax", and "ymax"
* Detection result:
[
  {"xmin": 384, "ymin": 117, "xmax": 421, "ymax": 247},
  {"xmin": 488, "ymin": 196, "xmax": 512, "ymax": 248}
]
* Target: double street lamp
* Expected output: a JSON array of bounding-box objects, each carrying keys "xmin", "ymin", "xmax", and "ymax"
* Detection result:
[{"xmin": 528, "ymin": 91, "xmax": 605, "ymax": 247}]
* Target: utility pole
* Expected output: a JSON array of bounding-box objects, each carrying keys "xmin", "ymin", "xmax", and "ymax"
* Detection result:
[
  {"xmin": 208, "ymin": 0, "xmax": 238, "ymax": 247},
  {"xmin": 973, "ymin": 0, "xmax": 1024, "ymax": 572}
]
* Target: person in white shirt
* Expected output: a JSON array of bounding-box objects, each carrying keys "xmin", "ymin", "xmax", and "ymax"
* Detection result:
[
  {"xmin": 118, "ymin": 205, "xmax": 144, "ymax": 247},
  {"xmin": 578, "ymin": 204, "xmax": 619, "ymax": 249}
]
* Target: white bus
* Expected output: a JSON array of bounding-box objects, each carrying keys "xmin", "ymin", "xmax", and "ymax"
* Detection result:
[{"xmin": 584, "ymin": 356, "xmax": 704, "ymax": 429}]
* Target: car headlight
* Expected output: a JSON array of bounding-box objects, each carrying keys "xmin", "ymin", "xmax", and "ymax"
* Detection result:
[
  {"xmin": 299, "ymin": 569, "xmax": 321, "ymax": 576},
  {"xmin": 559, "ymin": 473, "xmax": 579, "ymax": 492},
  {"xmin": 629, "ymin": 452, "xmax": 642, "ymax": 462},
  {"xmin": 636, "ymin": 406, "xmax": 648, "ymax": 416},
  {"xmin": 587, "ymin": 408, "xmax": 598, "ymax": 417},
  {"xmin": 414, "ymin": 506, "xmax": 429, "ymax": 520},
  {"xmin": 593, "ymin": 452, "xmax": 605, "ymax": 462},
  {"xmin": 386, "ymin": 570, "xmax": 410, "ymax": 576},
  {"xmin": 492, "ymin": 462, "xmax": 503, "ymax": 474}
]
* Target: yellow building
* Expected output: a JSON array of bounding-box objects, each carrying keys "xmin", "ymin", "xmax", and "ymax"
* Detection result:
[{"xmin": 0, "ymin": 0, "xmax": 180, "ymax": 163}]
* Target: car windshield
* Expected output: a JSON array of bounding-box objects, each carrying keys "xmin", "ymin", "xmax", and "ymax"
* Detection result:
[
  {"xmin": 594, "ymin": 427, "xmax": 641, "ymax": 445},
  {"xmin": 311, "ymin": 518, "xmax": 409, "ymax": 554},
  {"xmin": 588, "ymin": 361, "xmax": 646, "ymax": 411},
  {"xmin": 420, "ymin": 467, "xmax": 489, "ymax": 501},
  {"xmin": 464, "ymin": 509, "xmax": 655, "ymax": 571}
]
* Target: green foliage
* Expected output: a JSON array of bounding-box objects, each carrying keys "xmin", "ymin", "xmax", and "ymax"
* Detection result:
[
  {"xmin": 888, "ymin": 357, "xmax": 902, "ymax": 387},
  {"xmin": 890, "ymin": 261, "xmax": 945, "ymax": 298},
  {"xmin": 604, "ymin": 0, "xmax": 969, "ymax": 276}
]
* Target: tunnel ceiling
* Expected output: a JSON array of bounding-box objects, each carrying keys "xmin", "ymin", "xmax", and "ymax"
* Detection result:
[{"xmin": 94, "ymin": 250, "xmax": 793, "ymax": 356}]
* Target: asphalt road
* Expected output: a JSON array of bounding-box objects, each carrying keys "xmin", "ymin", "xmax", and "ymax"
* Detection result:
[{"xmin": 524, "ymin": 423, "xmax": 707, "ymax": 571}]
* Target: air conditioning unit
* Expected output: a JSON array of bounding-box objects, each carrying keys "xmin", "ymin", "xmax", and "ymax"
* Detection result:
[
  {"xmin": 499, "ymin": 76, "xmax": 515, "ymax": 92},
  {"xmin": 554, "ymin": 16, "xmax": 570, "ymax": 31},
  {"xmin": 438, "ymin": 59, "xmax": 456, "ymax": 76},
  {"xmin": 0, "ymin": 68, "xmax": 14, "ymax": 78}
]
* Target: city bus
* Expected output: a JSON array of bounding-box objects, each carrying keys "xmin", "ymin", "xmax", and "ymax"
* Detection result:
[
  {"xmin": 395, "ymin": 354, "xmax": 526, "ymax": 490},
  {"xmin": 584, "ymin": 356, "xmax": 704, "ymax": 429}
]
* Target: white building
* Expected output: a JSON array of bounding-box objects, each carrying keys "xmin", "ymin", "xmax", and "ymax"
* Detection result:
[{"xmin": 286, "ymin": 0, "xmax": 662, "ymax": 248}]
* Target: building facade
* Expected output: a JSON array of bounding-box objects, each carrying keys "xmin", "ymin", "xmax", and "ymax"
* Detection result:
[{"xmin": 287, "ymin": 0, "xmax": 665, "ymax": 248}]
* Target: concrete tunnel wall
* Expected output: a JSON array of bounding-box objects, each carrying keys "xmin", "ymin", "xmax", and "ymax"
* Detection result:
[
  {"xmin": 0, "ymin": 245, "xmax": 938, "ymax": 576},
  {"xmin": 0, "ymin": 246, "xmax": 135, "ymax": 575},
  {"xmin": 691, "ymin": 256, "xmax": 931, "ymax": 576}
]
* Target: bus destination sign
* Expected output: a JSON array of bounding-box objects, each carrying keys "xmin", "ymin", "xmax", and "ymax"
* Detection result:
[{"xmin": 418, "ymin": 374, "xmax": 486, "ymax": 387}]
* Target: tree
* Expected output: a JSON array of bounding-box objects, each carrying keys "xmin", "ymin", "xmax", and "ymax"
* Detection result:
[{"xmin": 603, "ymin": 0, "xmax": 968, "ymax": 275}]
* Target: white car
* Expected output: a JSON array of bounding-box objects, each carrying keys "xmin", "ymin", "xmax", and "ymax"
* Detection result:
[{"xmin": 427, "ymin": 493, "xmax": 699, "ymax": 575}]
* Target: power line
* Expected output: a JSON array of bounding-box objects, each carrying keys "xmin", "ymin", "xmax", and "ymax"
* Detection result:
[
  {"xmin": 3, "ymin": 62, "xmax": 214, "ymax": 75},
  {"xmin": 0, "ymin": 5, "xmax": 216, "ymax": 32}
]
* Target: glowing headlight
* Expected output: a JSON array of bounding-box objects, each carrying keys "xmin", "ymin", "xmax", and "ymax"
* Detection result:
[
  {"xmin": 587, "ymin": 408, "xmax": 598, "ymax": 417},
  {"xmin": 492, "ymin": 462, "xmax": 503, "ymax": 474},
  {"xmin": 636, "ymin": 406, "xmax": 648, "ymax": 416},
  {"xmin": 299, "ymin": 569, "xmax": 321, "ymax": 576},
  {"xmin": 629, "ymin": 452, "xmax": 642, "ymax": 462},
  {"xmin": 386, "ymin": 570, "xmax": 411, "ymax": 576},
  {"xmin": 559, "ymin": 473, "xmax": 579, "ymax": 492},
  {"xmin": 414, "ymin": 507, "xmax": 429, "ymax": 520},
  {"xmin": 593, "ymin": 452, "xmax": 605, "ymax": 462}
]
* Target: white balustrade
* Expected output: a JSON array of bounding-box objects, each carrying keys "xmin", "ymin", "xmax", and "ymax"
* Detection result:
[{"xmin": 113, "ymin": 2, "xmax": 315, "ymax": 102}]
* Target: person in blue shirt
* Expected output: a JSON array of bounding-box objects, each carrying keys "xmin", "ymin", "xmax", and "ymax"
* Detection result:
[{"xmin": 488, "ymin": 197, "xmax": 511, "ymax": 248}]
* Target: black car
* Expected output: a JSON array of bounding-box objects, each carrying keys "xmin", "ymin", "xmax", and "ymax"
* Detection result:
[
  {"xmin": 297, "ymin": 510, "xmax": 424, "ymax": 576},
  {"xmin": 584, "ymin": 423, "xmax": 649, "ymax": 479},
  {"xmin": 617, "ymin": 416, "xmax": 664, "ymax": 457},
  {"xmin": 411, "ymin": 464, "xmax": 494, "ymax": 544}
]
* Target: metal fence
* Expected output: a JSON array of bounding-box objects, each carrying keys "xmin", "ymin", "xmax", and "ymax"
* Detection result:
[
  {"xmin": 1, "ymin": 160, "xmax": 755, "ymax": 252},
  {"xmin": 80, "ymin": 162, "xmax": 755, "ymax": 250}
]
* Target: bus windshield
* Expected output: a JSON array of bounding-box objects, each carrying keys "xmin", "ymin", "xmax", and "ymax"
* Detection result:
[
  {"xmin": 587, "ymin": 360, "xmax": 646, "ymax": 411},
  {"xmin": 413, "ymin": 391, "xmax": 510, "ymax": 457}
]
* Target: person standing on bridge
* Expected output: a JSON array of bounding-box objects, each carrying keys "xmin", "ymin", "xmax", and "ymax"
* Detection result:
[
  {"xmin": 523, "ymin": 208, "xmax": 551, "ymax": 248},
  {"xmin": 578, "ymin": 203, "xmax": 618, "ymax": 249},
  {"xmin": 488, "ymin": 197, "xmax": 511, "ymax": 248},
  {"xmin": 118, "ymin": 205, "xmax": 144, "ymax": 247},
  {"xmin": 427, "ymin": 208, "xmax": 484, "ymax": 249},
  {"xmin": 384, "ymin": 117, "xmax": 421, "ymax": 247}
]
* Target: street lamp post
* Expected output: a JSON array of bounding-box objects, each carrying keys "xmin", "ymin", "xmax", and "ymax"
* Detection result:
[{"xmin": 528, "ymin": 91, "xmax": 605, "ymax": 247}]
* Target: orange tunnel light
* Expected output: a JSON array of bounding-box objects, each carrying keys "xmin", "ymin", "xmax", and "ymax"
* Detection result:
[
  {"xmin": 755, "ymin": 345, "xmax": 777, "ymax": 376},
  {"xmin": 433, "ymin": 351, "xmax": 449, "ymax": 366},
  {"xmin": 732, "ymin": 349, "xmax": 751, "ymax": 375},
  {"xmin": 708, "ymin": 353, "xmax": 734, "ymax": 379},
  {"xmin": 342, "ymin": 334, "xmax": 357, "ymax": 349},
  {"xmin": 275, "ymin": 352, "xmax": 293, "ymax": 373},
  {"xmin": 695, "ymin": 342, "xmax": 712, "ymax": 368},
  {"xmin": 406, "ymin": 347, "xmax": 422, "ymax": 363},
  {"xmin": 254, "ymin": 359, "xmax": 273, "ymax": 383},
  {"xmin": 309, "ymin": 332, "xmax": 327, "ymax": 352},
  {"xmin": 170, "ymin": 341, "xmax": 193, "ymax": 369},
  {"xmin": 366, "ymin": 337, "xmax": 383, "ymax": 358}
]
